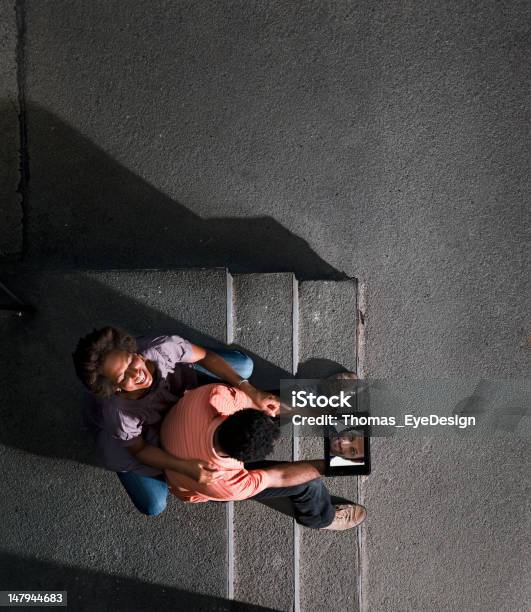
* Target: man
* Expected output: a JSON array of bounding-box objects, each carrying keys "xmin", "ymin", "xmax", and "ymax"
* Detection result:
[
  {"xmin": 160, "ymin": 383, "xmax": 367, "ymax": 530},
  {"xmin": 73, "ymin": 327, "xmax": 278, "ymax": 515},
  {"xmin": 329, "ymin": 427, "xmax": 365, "ymax": 463}
]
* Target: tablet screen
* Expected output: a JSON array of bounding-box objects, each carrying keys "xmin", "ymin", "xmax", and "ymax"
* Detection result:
[{"xmin": 324, "ymin": 418, "xmax": 371, "ymax": 476}]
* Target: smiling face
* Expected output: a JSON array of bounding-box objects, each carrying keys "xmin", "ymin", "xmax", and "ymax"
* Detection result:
[
  {"xmin": 101, "ymin": 350, "xmax": 154, "ymax": 395},
  {"xmin": 330, "ymin": 430, "xmax": 365, "ymax": 460}
]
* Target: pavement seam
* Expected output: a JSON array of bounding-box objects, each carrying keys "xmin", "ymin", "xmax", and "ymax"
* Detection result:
[
  {"xmin": 356, "ymin": 279, "xmax": 367, "ymax": 381},
  {"xmin": 356, "ymin": 278, "xmax": 367, "ymax": 612},
  {"xmin": 226, "ymin": 499, "xmax": 235, "ymax": 600},
  {"xmin": 292, "ymin": 274, "xmax": 299, "ymax": 377},
  {"xmin": 356, "ymin": 477, "xmax": 365, "ymax": 612},
  {"xmin": 225, "ymin": 267, "xmax": 235, "ymax": 599},
  {"xmin": 15, "ymin": 0, "xmax": 28, "ymax": 258},
  {"xmin": 292, "ymin": 275, "xmax": 300, "ymax": 612},
  {"xmin": 226, "ymin": 269, "xmax": 234, "ymax": 345}
]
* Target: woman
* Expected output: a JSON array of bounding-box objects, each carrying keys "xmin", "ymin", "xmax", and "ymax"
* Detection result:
[{"xmin": 73, "ymin": 327, "xmax": 279, "ymax": 516}]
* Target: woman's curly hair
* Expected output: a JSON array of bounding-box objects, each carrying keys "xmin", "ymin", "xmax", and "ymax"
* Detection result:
[
  {"xmin": 72, "ymin": 326, "xmax": 137, "ymax": 397},
  {"xmin": 216, "ymin": 409, "xmax": 280, "ymax": 461}
]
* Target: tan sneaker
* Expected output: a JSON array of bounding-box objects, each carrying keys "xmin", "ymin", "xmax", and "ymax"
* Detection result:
[
  {"xmin": 327, "ymin": 372, "xmax": 358, "ymax": 381},
  {"xmin": 321, "ymin": 503, "xmax": 367, "ymax": 531},
  {"xmin": 321, "ymin": 372, "xmax": 359, "ymax": 396}
]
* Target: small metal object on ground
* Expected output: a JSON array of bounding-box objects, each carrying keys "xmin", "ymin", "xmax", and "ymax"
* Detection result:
[{"xmin": 0, "ymin": 281, "xmax": 31, "ymax": 317}]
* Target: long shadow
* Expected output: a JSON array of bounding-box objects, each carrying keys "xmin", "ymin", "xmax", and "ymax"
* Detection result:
[
  {"xmin": 0, "ymin": 102, "xmax": 348, "ymax": 464},
  {"xmin": 297, "ymin": 357, "xmax": 350, "ymax": 379},
  {"xmin": 0, "ymin": 270, "xmax": 291, "ymax": 466},
  {"xmin": 0, "ymin": 552, "xmax": 272, "ymax": 612},
  {"xmin": 10, "ymin": 103, "xmax": 346, "ymax": 281}
]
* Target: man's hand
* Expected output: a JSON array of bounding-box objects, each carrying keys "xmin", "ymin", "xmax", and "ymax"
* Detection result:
[
  {"xmin": 184, "ymin": 459, "xmax": 226, "ymax": 485},
  {"xmin": 127, "ymin": 440, "xmax": 226, "ymax": 484},
  {"xmin": 240, "ymin": 384, "xmax": 280, "ymax": 416}
]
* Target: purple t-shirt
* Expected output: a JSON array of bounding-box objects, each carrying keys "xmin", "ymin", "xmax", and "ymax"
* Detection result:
[{"xmin": 88, "ymin": 335, "xmax": 198, "ymax": 474}]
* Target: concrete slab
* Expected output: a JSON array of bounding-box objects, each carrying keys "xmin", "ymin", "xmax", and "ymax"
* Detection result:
[
  {"xmin": 297, "ymin": 279, "xmax": 361, "ymax": 612},
  {"xmin": 0, "ymin": 0, "xmax": 23, "ymax": 257},
  {"xmin": 231, "ymin": 273, "xmax": 296, "ymax": 610},
  {"xmin": 0, "ymin": 268, "xmax": 231, "ymax": 601},
  {"xmin": 85, "ymin": 268, "xmax": 231, "ymax": 346},
  {"xmin": 232, "ymin": 272, "xmax": 296, "ymax": 389},
  {"xmin": 361, "ymin": 434, "xmax": 530, "ymax": 612},
  {"xmin": 297, "ymin": 280, "xmax": 358, "ymax": 378},
  {"xmin": 0, "ymin": 448, "xmax": 233, "ymax": 610}
]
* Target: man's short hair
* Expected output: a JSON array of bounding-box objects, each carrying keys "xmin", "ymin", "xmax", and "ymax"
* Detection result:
[
  {"xmin": 217, "ymin": 409, "xmax": 280, "ymax": 462},
  {"xmin": 72, "ymin": 326, "xmax": 137, "ymax": 397}
]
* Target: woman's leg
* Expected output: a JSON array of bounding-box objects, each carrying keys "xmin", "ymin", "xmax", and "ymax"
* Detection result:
[
  {"xmin": 192, "ymin": 348, "xmax": 254, "ymax": 380},
  {"xmin": 116, "ymin": 471, "xmax": 169, "ymax": 516}
]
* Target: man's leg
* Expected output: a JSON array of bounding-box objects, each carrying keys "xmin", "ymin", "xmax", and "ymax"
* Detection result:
[
  {"xmin": 249, "ymin": 477, "xmax": 336, "ymax": 529},
  {"xmin": 245, "ymin": 461, "xmax": 335, "ymax": 529},
  {"xmin": 192, "ymin": 348, "xmax": 254, "ymax": 380},
  {"xmin": 116, "ymin": 471, "xmax": 168, "ymax": 517}
]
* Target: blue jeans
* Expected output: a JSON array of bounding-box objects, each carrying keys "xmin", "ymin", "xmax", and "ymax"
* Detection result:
[{"xmin": 117, "ymin": 348, "xmax": 253, "ymax": 516}]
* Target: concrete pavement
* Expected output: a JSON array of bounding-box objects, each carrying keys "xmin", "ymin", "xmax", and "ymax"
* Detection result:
[
  {"xmin": 1, "ymin": 1, "xmax": 529, "ymax": 610},
  {"xmin": 0, "ymin": 0, "xmax": 22, "ymax": 256}
]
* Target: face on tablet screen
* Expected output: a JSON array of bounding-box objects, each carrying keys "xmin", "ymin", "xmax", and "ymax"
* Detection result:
[{"xmin": 329, "ymin": 426, "xmax": 366, "ymax": 467}]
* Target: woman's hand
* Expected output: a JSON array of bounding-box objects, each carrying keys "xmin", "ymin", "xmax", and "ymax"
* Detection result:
[{"xmin": 185, "ymin": 459, "xmax": 226, "ymax": 484}]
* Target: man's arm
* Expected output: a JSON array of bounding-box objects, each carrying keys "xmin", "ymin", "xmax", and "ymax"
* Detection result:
[
  {"xmin": 127, "ymin": 438, "xmax": 223, "ymax": 484},
  {"xmin": 259, "ymin": 460, "xmax": 326, "ymax": 488}
]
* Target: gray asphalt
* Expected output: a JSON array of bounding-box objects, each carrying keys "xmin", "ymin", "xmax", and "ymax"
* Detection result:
[
  {"xmin": 1, "ymin": 1, "xmax": 529, "ymax": 611},
  {"xmin": 0, "ymin": 0, "xmax": 22, "ymax": 256}
]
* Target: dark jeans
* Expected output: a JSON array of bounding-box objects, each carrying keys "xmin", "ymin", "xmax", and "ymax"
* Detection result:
[
  {"xmin": 116, "ymin": 348, "xmax": 253, "ymax": 516},
  {"xmin": 246, "ymin": 461, "xmax": 336, "ymax": 529}
]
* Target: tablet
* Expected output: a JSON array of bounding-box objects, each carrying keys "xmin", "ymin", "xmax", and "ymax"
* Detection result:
[{"xmin": 324, "ymin": 414, "xmax": 371, "ymax": 476}]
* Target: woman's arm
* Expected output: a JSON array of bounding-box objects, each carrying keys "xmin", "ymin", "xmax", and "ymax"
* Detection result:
[
  {"xmin": 127, "ymin": 438, "xmax": 223, "ymax": 484},
  {"xmin": 189, "ymin": 345, "xmax": 280, "ymax": 416}
]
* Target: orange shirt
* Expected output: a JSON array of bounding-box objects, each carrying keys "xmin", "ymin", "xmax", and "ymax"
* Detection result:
[{"xmin": 160, "ymin": 383, "xmax": 269, "ymax": 502}]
